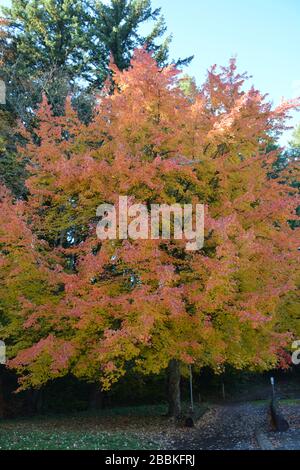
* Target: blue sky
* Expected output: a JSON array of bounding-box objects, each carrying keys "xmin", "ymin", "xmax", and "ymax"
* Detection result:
[
  {"xmin": 1, "ymin": 0, "xmax": 299, "ymax": 144},
  {"xmin": 151, "ymin": 0, "xmax": 300, "ymax": 145}
]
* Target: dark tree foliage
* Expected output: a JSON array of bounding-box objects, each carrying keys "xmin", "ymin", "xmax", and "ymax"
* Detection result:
[
  {"xmin": 0, "ymin": 0, "xmax": 192, "ymax": 121},
  {"xmin": 88, "ymin": 0, "xmax": 193, "ymax": 75}
]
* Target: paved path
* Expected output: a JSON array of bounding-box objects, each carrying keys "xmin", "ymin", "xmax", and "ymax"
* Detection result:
[
  {"xmin": 265, "ymin": 429, "xmax": 300, "ymax": 450},
  {"xmin": 170, "ymin": 403, "xmax": 269, "ymax": 450},
  {"xmin": 167, "ymin": 402, "xmax": 300, "ymax": 451}
]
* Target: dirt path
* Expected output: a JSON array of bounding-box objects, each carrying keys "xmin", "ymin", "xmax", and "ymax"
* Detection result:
[
  {"xmin": 163, "ymin": 401, "xmax": 300, "ymax": 451},
  {"xmin": 165, "ymin": 403, "xmax": 269, "ymax": 450}
]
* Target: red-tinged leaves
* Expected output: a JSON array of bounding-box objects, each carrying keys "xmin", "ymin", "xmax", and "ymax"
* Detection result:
[{"xmin": 1, "ymin": 50, "xmax": 300, "ymax": 390}]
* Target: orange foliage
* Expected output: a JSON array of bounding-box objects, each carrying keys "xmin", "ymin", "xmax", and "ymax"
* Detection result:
[{"xmin": 1, "ymin": 50, "xmax": 299, "ymax": 390}]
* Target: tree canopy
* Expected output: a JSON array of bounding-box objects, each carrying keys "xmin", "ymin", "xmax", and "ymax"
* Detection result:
[{"xmin": 0, "ymin": 51, "xmax": 298, "ymax": 405}]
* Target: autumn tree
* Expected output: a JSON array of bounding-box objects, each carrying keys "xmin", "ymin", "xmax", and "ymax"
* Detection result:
[
  {"xmin": 2, "ymin": 51, "xmax": 299, "ymax": 417},
  {"xmin": 0, "ymin": 184, "xmax": 69, "ymax": 407}
]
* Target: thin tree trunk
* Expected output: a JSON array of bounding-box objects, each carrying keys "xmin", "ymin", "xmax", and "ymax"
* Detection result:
[
  {"xmin": 89, "ymin": 384, "xmax": 103, "ymax": 410},
  {"xmin": 26, "ymin": 389, "xmax": 43, "ymax": 415},
  {"xmin": 0, "ymin": 371, "xmax": 5, "ymax": 419},
  {"xmin": 167, "ymin": 359, "xmax": 181, "ymax": 418}
]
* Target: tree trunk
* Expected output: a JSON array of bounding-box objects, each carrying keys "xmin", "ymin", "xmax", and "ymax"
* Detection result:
[
  {"xmin": 0, "ymin": 371, "xmax": 5, "ymax": 419},
  {"xmin": 89, "ymin": 384, "xmax": 103, "ymax": 410},
  {"xmin": 270, "ymin": 398, "xmax": 289, "ymax": 432},
  {"xmin": 167, "ymin": 359, "xmax": 181, "ymax": 418},
  {"xmin": 26, "ymin": 389, "xmax": 43, "ymax": 415}
]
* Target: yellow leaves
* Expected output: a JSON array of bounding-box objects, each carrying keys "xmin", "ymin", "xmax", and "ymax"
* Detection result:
[
  {"xmin": 236, "ymin": 268, "xmax": 260, "ymax": 293},
  {"xmin": 1, "ymin": 49, "xmax": 299, "ymax": 392}
]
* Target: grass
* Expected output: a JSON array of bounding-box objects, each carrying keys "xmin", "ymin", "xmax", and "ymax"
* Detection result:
[
  {"xmin": 0, "ymin": 402, "xmax": 208, "ymax": 450},
  {"xmin": 0, "ymin": 429, "xmax": 156, "ymax": 450},
  {"xmin": 249, "ymin": 398, "xmax": 300, "ymax": 406},
  {"xmin": 279, "ymin": 398, "xmax": 300, "ymax": 406},
  {"xmin": 0, "ymin": 404, "xmax": 169, "ymax": 450}
]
